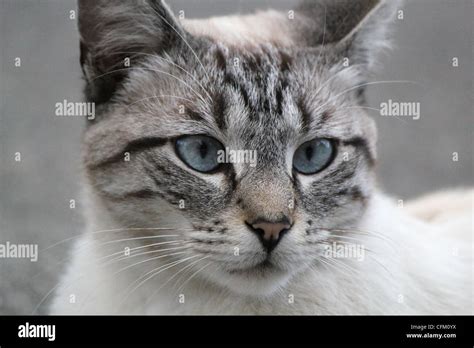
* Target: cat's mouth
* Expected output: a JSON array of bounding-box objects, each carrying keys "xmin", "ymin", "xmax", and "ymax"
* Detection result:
[
  {"xmin": 227, "ymin": 259, "xmax": 280, "ymax": 276},
  {"xmin": 202, "ymin": 249, "xmax": 295, "ymax": 296},
  {"xmin": 210, "ymin": 258, "xmax": 291, "ymax": 296}
]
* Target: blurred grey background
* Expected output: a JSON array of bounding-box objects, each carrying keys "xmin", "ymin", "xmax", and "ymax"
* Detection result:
[{"xmin": 0, "ymin": 0, "xmax": 472, "ymax": 314}]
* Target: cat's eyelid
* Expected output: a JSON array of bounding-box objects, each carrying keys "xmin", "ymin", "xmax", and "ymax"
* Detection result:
[{"xmin": 296, "ymin": 135, "xmax": 339, "ymax": 148}]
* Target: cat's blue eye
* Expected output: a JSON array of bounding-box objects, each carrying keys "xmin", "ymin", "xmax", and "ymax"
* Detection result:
[
  {"xmin": 293, "ymin": 138, "xmax": 335, "ymax": 175},
  {"xmin": 175, "ymin": 135, "xmax": 224, "ymax": 173}
]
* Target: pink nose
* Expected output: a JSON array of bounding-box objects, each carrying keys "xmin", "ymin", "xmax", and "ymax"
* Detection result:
[
  {"xmin": 247, "ymin": 220, "xmax": 291, "ymax": 252},
  {"xmin": 251, "ymin": 222, "xmax": 290, "ymax": 241}
]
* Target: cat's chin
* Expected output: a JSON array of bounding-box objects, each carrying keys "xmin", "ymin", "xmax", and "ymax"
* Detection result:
[{"xmin": 207, "ymin": 262, "xmax": 292, "ymax": 297}]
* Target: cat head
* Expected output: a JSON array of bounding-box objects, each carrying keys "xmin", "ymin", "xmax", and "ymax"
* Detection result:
[{"xmin": 78, "ymin": 0, "xmax": 399, "ymax": 296}]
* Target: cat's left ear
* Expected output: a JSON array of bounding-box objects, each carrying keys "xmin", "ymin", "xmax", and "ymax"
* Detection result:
[{"xmin": 293, "ymin": 0, "xmax": 401, "ymax": 70}]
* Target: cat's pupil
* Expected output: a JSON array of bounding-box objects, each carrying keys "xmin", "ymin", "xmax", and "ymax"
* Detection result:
[
  {"xmin": 198, "ymin": 141, "xmax": 208, "ymax": 158},
  {"xmin": 305, "ymin": 146, "xmax": 314, "ymax": 161}
]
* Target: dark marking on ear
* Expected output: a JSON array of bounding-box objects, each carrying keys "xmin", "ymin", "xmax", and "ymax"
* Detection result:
[
  {"xmin": 279, "ymin": 50, "xmax": 292, "ymax": 73},
  {"xmin": 214, "ymin": 47, "xmax": 227, "ymax": 70},
  {"xmin": 86, "ymin": 70, "xmax": 124, "ymax": 105},
  {"xmin": 79, "ymin": 41, "xmax": 87, "ymax": 70}
]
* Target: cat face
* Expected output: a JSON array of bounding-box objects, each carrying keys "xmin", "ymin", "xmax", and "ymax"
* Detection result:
[{"xmin": 79, "ymin": 0, "xmax": 397, "ymax": 296}]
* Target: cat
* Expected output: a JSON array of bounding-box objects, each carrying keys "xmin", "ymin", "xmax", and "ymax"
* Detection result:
[{"xmin": 50, "ymin": 0, "xmax": 472, "ymax": 314}]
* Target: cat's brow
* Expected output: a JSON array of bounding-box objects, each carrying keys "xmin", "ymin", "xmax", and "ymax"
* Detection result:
[
  {"xmin": 88, "ymin": 137, "xmax": 168, "ymax": 169},
  {"xmin": 342, "ymin": 137, "xmax": 375, "ymax": 166}
]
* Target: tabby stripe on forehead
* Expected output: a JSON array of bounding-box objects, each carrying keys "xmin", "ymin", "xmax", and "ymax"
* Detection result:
[
  {"xmin": 88, "ymin": 137, "xmax": 168, "ymax": 169},
  {"xmin": 224, "ymin": 72, "xmax": 250, "ymax": 109},
  {"xmin": 297, "ymin": 98, "xmax": 312, "ymax": 132},
  {"xmin": 275, "ymin": 51, "xmax": 292, "ymax": 115},
  {"xmin": 213, "ymin": 92, "xmax": 227, "ymax": 130},
  {"xmin": 216, "ymin": 44, "xmax": 251, "ymax": 111}
]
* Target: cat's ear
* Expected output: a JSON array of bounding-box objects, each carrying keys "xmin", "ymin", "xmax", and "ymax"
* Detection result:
[
  {"xmin": 78, "ymin": 0, "xmax": 186, "ymax": 103},
  {"xmin": 294, "ymin": 0, "xmax": 401, "ymax": 70}
]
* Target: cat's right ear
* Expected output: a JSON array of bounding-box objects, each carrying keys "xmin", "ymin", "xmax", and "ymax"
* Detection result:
[
  {"xmin": 292, "ymin": 0, "xmax": 401, "ymax": 70},
  {"xmin": 78, "ymin": 0, "xmax": 186, "ymax": 103}
]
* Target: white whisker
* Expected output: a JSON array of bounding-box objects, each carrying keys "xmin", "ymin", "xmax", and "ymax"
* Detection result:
[
  {"xmin": 118, "ymin": 255, "xmax": 199, "ymax": 308},
  {"xmin": 176, "ymin": 261, "xmax": 213, "ymax": 293},
  {"xmin": 314, "ymin": 80, "xmax": 421, "ymax": 114},
  {"xmin": 40, "ymin": 227, "xmax": 188, "ymax": 253},
  {"xmin": 101, "ymin": 245, "xmax": 190, "ymax": 266},
  {"xmin": 341, "ymin": 105, "xmax": 409, "ymax": 123},
  {"xmin": 145, "ymin": 255, "xmax": 210, "ymax": 305}
]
